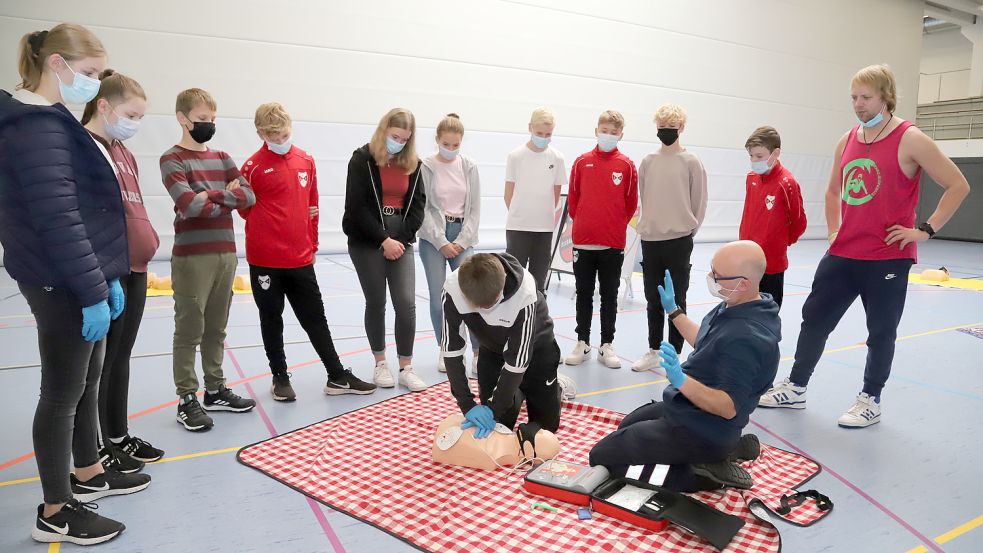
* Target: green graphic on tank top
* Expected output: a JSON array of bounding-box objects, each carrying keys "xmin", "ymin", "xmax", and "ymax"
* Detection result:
[{"xmin": 841, "ymin": 158, "xmax": 881, "ymax": 206}]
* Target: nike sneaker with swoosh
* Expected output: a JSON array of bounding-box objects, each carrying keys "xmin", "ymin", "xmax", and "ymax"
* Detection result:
[
  {"xmin": 32, "ymin": 499, "xmax": 124, "ymax": 545},
  {"xmin": 70, "ymin": 465, "xmax": 151, "ymax": 501},
  {"xmin": 325, "ymin": 368, "xmax": 377, "ymax": 395}
]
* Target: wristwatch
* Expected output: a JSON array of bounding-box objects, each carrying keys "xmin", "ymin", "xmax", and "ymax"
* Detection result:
[
  {"xmin": 918, "ymin": 222, "xmax": 936, "ymax": 238},
  {"xmin": 668, "ymin": 307, "xmax": 685, "ymax": 321}
]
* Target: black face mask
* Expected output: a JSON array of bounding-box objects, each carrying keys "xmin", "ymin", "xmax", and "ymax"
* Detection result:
[
  {"xmin": 188, "ymin": 121, "xmax": 216, "ymax": 144},
  {"xmin": 657, "ymin": 128, "xmax": 679, "ymax": 146}
]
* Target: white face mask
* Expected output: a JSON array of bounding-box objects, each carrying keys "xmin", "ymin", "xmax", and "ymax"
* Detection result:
[{"xmin": 706, "ymin": 273, "xmax": 742, "ymax": 301}]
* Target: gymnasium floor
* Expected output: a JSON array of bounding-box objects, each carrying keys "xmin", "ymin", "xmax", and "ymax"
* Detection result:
[{"xmin": 0, "ymin": 239, "xmax": 981, "ymax": 553}]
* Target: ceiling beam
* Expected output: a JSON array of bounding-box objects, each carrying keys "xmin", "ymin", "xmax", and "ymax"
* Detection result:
[
  {"xmin": 927, "ymin": 0, "xmax": 983, "ymax": 16},
  {"xmin": 926, "ymin": 3, "xmax": 977, "ymax": 25}
]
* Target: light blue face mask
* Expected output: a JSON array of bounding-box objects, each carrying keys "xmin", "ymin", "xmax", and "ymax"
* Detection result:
[
  {"xmin": 859, "ymin": 111, "xmax": 884, "ymax": 129},
  {"xmin": 55, "ymin": 57, "xmax": 101, "ymax": 105},
  {"xmin": 597, "ymin": 133, "xmax": 619, "ymax": 152},
  {"xmin": 530, "ymin": 134, "xmax": 551, "ymax": 149},
  {"xmin": 103, "ymin": 111, "xmax": 140, "ymax": 141},
  {"xmin": 386, "ymin": 136, "xmax": 406, "ymax": 155},
  {"xmin": 267, "ymin": 139, "xmax": 292, "ymax": 155},
  {"xmin": 750, "ymin": 160, "xmax": 771, "ymax": 175},
  {"xmin": 438, "ymin": 145, "xmax": 459, "ymax": 161}
]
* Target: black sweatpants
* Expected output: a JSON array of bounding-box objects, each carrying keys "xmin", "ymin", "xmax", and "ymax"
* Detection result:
[
  {"xmin": 20, "ymin": 284, "xmax": 104, "ymax": 504},
  {"xmin": 588, "ymin": 401, "xmax": 733, "ymax": 493},
  {"xmin": 98, "ymin": 272, "xmax": 148, "ymax": 443},
  {"xmin": 476, "ymin": 340, "xmax": 562, "ymax": 432},
  {"xmin": 641, "ymin": 235, "xmax": 693, "ymax": 352},
  {"xmin": 250, "ymin": 264, "xmax": 346, "ymax": 380},
  {"xmin": 573, "ymin": 248, "xmax": 623, "ymax": 344},
  {"xmin": 789, "ymin": 254, "xmax": 913, "ymax": 398},
  {"xmin": 760, "ymin": 272, "xmax": 785, "ymax": 308},
  {"xmin": 506, "ymin": 230, "xmax": 553, "ymax": 292}
]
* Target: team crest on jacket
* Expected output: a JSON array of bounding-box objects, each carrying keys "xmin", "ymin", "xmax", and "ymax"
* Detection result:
[
  {"xmin": 298, "ymin": 171, "xmax": 309, "ymax": 188},
  {"xmin": 765, "ymin": 194, "xmax": 776, "ymax": 211},
  {"xmin": 258, "ymin": 275, "xmax": 271, "ymax": 290},
  {"xmin": 612, "ymin": 172, "xmax": 623, "ymax": 185}
]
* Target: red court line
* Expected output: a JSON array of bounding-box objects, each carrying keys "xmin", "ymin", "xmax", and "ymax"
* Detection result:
[
  {"xmin": 225, "ymin": 346, "xmax": 349, "ymax": 553},
  {"xmin": 0, "ymin": 338, "xmax": 429, "ymax": 473},
  {"xmin": 749, "ymin": 420, "xmax": 945, "ymax": 553}
]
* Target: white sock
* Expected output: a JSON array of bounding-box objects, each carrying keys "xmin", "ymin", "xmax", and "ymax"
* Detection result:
[{"xmin": 108, "ymin": 436, "xmax": 127, "ymax": 445}]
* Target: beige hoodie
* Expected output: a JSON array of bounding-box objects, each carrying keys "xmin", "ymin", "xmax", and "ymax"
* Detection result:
[{"xmin": 637, "ymin": 149, "xmax": 708, "ymax": 241}]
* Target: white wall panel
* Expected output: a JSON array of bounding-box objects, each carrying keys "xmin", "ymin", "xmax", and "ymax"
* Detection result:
[{"xmin": 0, "ymin": 0, "xmax": 923, "ymax": 261}]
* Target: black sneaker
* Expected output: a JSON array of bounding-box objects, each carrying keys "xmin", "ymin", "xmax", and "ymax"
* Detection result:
[
  {"xmin": 271, "ymin": 372, "xmax": 297, "ymax": 402},
  {"xmin": 203, "ymin": 386, "xmax": 256, "ymax": 412},
  {"xmin": 324, "ymin": 368, "xmax": 378, "ymax": 396},
  {"xmin": 70, "ymin": 466, "xmax": 151, "ymax": 501},
  {"xmin": 99, "ymin": 445, "xmax": 143, "ymax": 474},
  {"xmin": 692, "ymin": 461, "xmax": 754, "ymax": 490},
  {"xmin": 32, "ymin": 499, "xmax": 124, "ymax": 546},
  {"xmin": 118, "ymin": 435, "xmax": 164, "ymax": 463},
  {"xmin": 729, "ymin": 434, "xmax": 761, "ymax": 463},
  {"xmin": 176, "ymin": 394, "xmax": 214, "ymax": 432}
]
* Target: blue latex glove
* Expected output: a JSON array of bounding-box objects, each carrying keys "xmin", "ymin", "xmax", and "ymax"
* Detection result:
[
  {"xmin": 657, "ymin": 270, "xmax": 678, "ymax": 314},
  {"xmin": 107, "ymin": 279, "xmax": 125, "ymax": 320},
  {"xmin": 659, "ymin": 341, "xmax": 687, "ymax": 388},
  {"xmin": 81, "ymin": 301, "xmax": 111, "ymax": 343},
  {"xmin": 461, "ymin": 404, "xmax": 496, "ymax": 439}
]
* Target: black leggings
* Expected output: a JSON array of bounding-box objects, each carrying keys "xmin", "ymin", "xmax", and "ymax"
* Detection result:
[
  {"xmin": 20, "ymin": 284, "xmax": 104, "ymax": 504},
  {"xmin": 573, "ymin": 248, "xmax": 623, "ymax": 344},
  {"xmin": 250, "ymin": 264, "xmax": 346, "ymax": 380},
  {"xmin": 98, "ymin": 272, "xmax": 148, "ymax": 443}
]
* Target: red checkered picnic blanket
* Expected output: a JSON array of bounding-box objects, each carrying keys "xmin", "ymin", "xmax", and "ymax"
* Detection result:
[{"xmin": 238, "ymin": 383, "xmax": 814, "ymax": 552}]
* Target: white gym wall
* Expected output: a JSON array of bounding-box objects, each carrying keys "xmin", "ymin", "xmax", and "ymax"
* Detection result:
[{"xmin": 0, "ymin": 0, "xmax": 924, "ymax": 259}]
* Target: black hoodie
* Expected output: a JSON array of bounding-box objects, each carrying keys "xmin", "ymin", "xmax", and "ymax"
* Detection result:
[
  {"xmin": 341, "ymin": 143, "xmax": 425, "ymax": 248},
  {"xmin": 663, "ymin": 296, "xmax": 782, "ymax": 447},
  {"xmin": 440, "ymin": 252, "xmax": 555, "ymax": 418}
]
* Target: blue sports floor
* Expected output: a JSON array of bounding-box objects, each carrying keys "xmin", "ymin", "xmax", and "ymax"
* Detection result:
[{"xmin": 0, "ymin": 239, "xmax": 981, "ymax": 552}]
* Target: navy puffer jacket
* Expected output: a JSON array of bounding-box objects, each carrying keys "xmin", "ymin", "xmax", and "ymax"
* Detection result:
[{"xmin": 0, "ymin": 90, "xmax": 128, "ymax": 307}]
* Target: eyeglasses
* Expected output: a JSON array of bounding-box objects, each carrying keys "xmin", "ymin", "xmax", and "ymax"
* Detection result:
[{"xmin": 708, "ymin": 267, "xmax": 746, "ymax": 284}]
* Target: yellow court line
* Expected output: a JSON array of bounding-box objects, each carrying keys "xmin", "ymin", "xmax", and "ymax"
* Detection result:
[
  {"xmin": 577, "ymin": 379, "xmax": 668, "ymax": 398},
  {"xmin": 0, "ymin": 447, "xmax": 242, "ymax": 488},
  {"xmin": 47, "ymin": 543, "xmax": 59, "ymax": 553},
  {"xmin": 778, "ymin": 321, "xmax": 982, "ymax": 363},
  {"xmin": 903, "ymin": 513, "xmax": 983, "ymax": 553}
]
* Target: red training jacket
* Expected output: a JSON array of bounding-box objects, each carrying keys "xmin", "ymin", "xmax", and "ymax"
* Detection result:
[
  {"xmin": 568, "ymin": 146, "xmax": 638, "ymax": 250},
  {"xmin": 239, "ymin": 143, "xmax": 319, "ymax": 268},
  {"xmin": 739, "ymin": 161, "xmax": 807, "ymax": 274}
]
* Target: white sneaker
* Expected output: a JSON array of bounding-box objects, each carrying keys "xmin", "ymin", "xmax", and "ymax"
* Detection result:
[
  {"xmin": 437, "ymin": 356, "xmax": 446, "ymax": 373},
  {"xmin": 598, "ymin": 343, "xmax": 622, "ymax": 369},
  {"xmin": 837, "ymin": 393, "xmax": 881, "ymax": 428},
  {"xmin": 564, "ymin": 341, "xmax": 592, "ymax": 365},
  {"xmin": 557, "ymin": 373, "xmax": 577, "ymax": 401},
  {"xmin": 631, "ymin": 349, "xmax": 661, "ymax": 372},
  {"xmin": 373, "ymin": 360, "xmax": 395, "ymax": 388},
  {"xmin": 758, "ymin": 378, "xmax": 807, "ymax": 409},
  {"xmin": 398, "ymin": 366, "xmax": 427, "ymax": 392},
  {"xmin": 468, "ymin": 355, "xmax": 478, "ymax": 379}
]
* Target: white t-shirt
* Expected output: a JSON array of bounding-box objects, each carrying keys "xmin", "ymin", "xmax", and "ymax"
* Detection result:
[{"xmin": 504, "ymin": 144, "xmax": 567, "ymax": 232}]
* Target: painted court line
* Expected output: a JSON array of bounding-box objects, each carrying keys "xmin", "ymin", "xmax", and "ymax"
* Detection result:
[
  {"xmin": 903, "ymin": 513, "xmax": 983, "ymax": 553},
  {"xmin": 0, "ymin": 336, "xmax": 433, "ymax": 472},
  {"xmin": 226, "ymin": 345, "xmax": 348, "ymax": 553}
]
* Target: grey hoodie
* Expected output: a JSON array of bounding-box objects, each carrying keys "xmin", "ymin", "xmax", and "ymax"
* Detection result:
[{"xmin": 419, "ymin": 154, "xmax": 481, "ymax": 250}]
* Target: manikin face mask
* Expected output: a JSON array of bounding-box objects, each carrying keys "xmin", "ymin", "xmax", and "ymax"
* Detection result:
[{"xmin": 432, "ymin": 414, "xmax": 561, "ymax": 472}]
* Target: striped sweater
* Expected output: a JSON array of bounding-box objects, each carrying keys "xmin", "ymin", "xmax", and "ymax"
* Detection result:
[{"xmin": 160, "ymin": 146, "xmax": 255, "ymax": 257}]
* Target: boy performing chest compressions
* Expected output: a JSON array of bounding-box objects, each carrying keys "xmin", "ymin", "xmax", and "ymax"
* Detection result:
[{"xmin": 441, "ymin": 253, "xmax": 568, "ymax": 437}]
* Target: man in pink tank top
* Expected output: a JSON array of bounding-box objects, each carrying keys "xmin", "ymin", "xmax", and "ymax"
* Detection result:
[{"xmin": 758, "ymin": 64, "xmax": 970, "ymax": 428}]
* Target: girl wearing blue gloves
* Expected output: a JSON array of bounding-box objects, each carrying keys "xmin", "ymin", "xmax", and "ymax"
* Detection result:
[{"xmin": 0, "ymin": 23, "xmax": 150, "ymax": 546}]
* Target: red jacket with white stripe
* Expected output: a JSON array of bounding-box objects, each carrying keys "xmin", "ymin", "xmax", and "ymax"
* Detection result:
[
  {"xmin": 567, "ymin": 146, "xmax": 638, "ymax": 250},
  {"xmin": 239, "ymin": 143, "xmax": 319, "ymax": 268},
  {"xmin": 739, "ymin": 161, "xmax": 807, "ymax": 274}
]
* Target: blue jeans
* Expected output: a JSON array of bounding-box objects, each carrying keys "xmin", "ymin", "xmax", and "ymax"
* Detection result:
[{"xmin": 420, "ymin": 221, "xmax": 477, "ymax": 349}]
